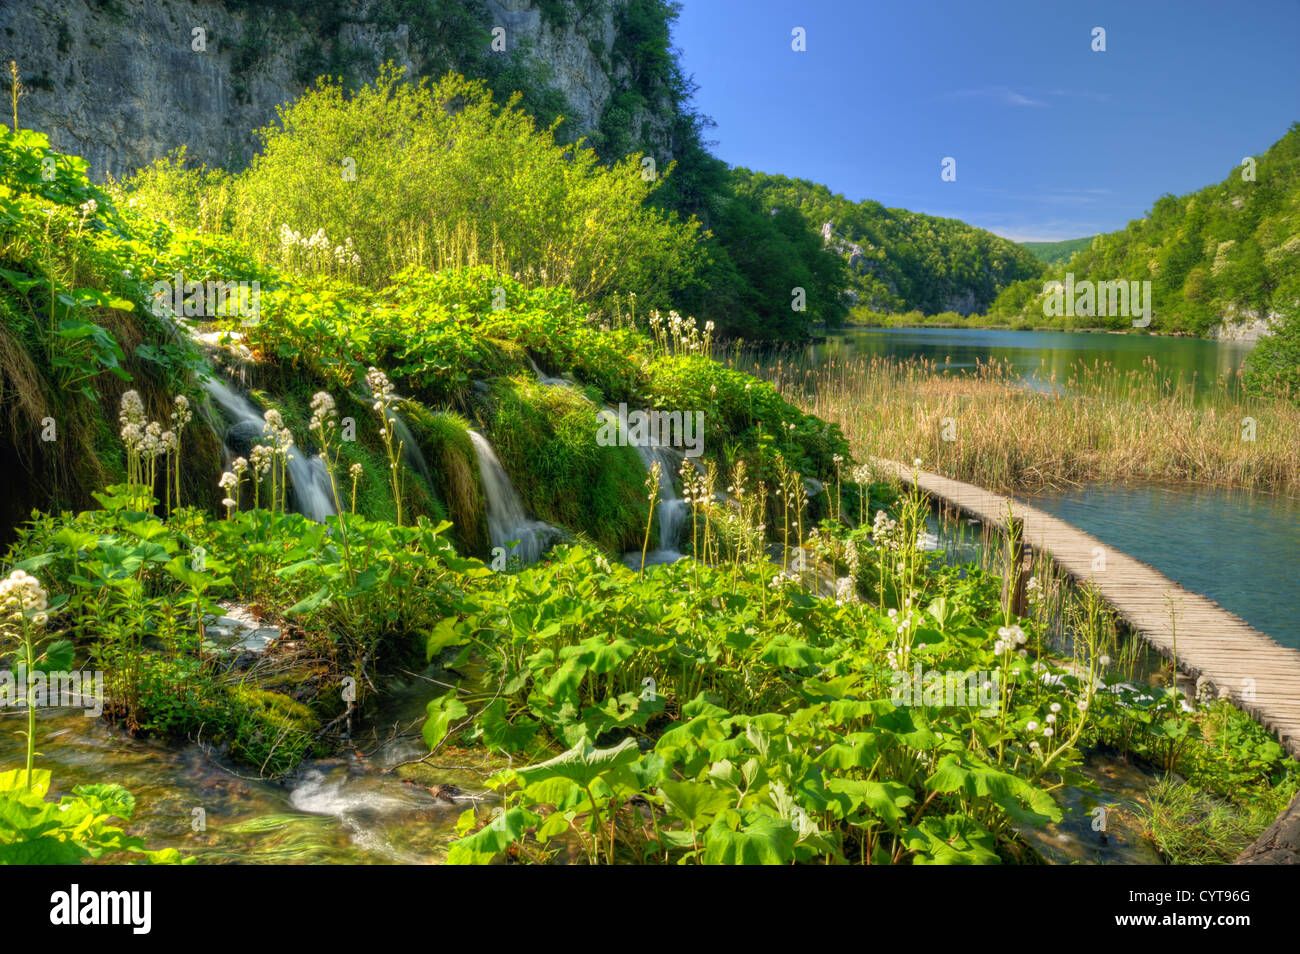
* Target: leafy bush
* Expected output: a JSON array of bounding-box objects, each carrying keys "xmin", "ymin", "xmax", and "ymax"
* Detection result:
[
  {"xmin": 645, "ymin": 353, "xmax": 852, "ymax": 481},
  {"xmin": 225, "ymin": 66, "xmax": 701, "ymax": 312},
  {"xmin": 0, "ymin": 769, "xmax": 185, "ymax": 864},
  {"xmin": 425, "ymin": 519, "xmax": 1097, "ymax": 865}
]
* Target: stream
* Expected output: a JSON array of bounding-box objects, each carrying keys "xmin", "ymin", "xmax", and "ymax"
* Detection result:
[{"xmin": 0, "ymin": 668, "xmax": 483, "ymax": 864}]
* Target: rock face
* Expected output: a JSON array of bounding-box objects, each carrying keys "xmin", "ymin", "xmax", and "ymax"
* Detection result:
[
  {"xmin": 0, "ymin": 0, "xmax": 670, "ymax": 181},
  {"xmin": 1214, "ymin": 310, "xmax": 1280, "ymax": 343},
  {"xmin": 821, "ymin": 220, "xmax": 895, "ymax": 308},
  {"xmin": 1236, "ymin": 790, "xmax": 1300, "ymax": 864}
]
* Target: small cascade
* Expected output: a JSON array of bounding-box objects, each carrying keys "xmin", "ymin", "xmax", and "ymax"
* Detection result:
[
  {"xmin": 596, "ymin": 405, "xmax": 687, "ymax": 567},
  {"xmin": 388, "ymin": 410, "xmax": 432, "ymax": 485},
  {"xmin": 528, "ymin": 356, "xmax": 574, "ymax": 388},
  {"xmin": 201, "ymin": 376, "xmax": 337, "ymax": 522},
  {"xmin": 467, "ymin": 430, "xmax": 559, "ymax": 564},
  {"xmin": 637, "ymin": 442, "xmax": 688, "ymax": 564}
]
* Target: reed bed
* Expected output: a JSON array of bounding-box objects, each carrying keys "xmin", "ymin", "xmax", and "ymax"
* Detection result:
[{"xmin": 730, "ymin": 348, "xmax": 1300, "ymax": 496}]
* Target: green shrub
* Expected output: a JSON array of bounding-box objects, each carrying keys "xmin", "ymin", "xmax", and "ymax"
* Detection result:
[{"xmin": 226, "ymin": 66, "xmax": 702, "ymax": 311}]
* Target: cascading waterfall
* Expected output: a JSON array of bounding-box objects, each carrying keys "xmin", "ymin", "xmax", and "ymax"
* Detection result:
[
  {"xmin": 201, "ymin": 376, "xmax": 337, "ymax": 522},
  {"xmin": 633, "ymin": 441, "xmax": 689, "ymax": 566},
  {"xmin": 347, "ymin": 384, "xmax": 433, "ymax": 485},
  {"xmin": 467, "ymin": 429, "xmax": 558, "ymax": 564},
  {"xmin": 528, "ymin": 356, "xmax": 574, "ymax": 389},
  {"xmin": 388, "ymin": 410, "xmax": 431, "ymax": 485},
  {"xmin": 595, "ymin": 405, "xmax": 687, "ymax": 566}
]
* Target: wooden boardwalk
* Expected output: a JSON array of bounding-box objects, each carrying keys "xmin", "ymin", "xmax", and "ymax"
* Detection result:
[{"xmin": 875, "ymin": 460, "xmax": 1300, "ymax": 758}]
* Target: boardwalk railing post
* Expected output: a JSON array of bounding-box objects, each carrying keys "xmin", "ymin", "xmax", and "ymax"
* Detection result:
[{"xmin": 1004, "ymin": 516, "xmax": 1028, "ymax": 618}]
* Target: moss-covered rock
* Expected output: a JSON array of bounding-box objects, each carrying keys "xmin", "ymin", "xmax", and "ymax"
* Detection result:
[
  {"xmin": 226, "ymin": 686, "xmax": 323, "ymax": 775},
  {"xmin": 481, "ymin": 377, "xmax": 649, "ymax": 554},
  {"xmin": 399, "ymin": 401, "xmax": 489, "ymax": 556}
]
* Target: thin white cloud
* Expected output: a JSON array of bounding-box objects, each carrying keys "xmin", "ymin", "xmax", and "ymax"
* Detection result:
[{"xmin": 943, "ymin": 86, "xmax": 1047, "ymax": 107}]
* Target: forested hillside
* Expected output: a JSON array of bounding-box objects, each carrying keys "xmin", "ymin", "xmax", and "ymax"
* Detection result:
[
  {"xmin": 989, "ymin": 124, "xmax": 1300, "ymax": 340},
  {"xmin": 1023, "ymin": 237, "xmax": 1094, "ymax": 265},
  {"xmin": 731, "ymin": 169, "xmax": 1045, "ymax": 317}
]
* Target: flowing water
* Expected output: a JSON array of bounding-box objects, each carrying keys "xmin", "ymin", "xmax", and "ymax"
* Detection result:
[
  {"xmin": 466, "ymin": 429, "xmax": 559, "ymax": 564},
  {"xmin": 389, "ymin": 410, "xmax": 432, "ymax": 486},
  {"xmin": 592, "ymin": 404, "xmax": 688, "ymax": 568},
  {"xmin": 0, "ymin": 694, "xmax": 482, "ymax": 864},
  {"xmin": 528, "ymin": 356, "xmax": 574, "ymax": 389},
  {"xmin": 201, "ymin": 376, "xmax": 337, "ymax": 522},
  {"xmin": 630, "ymin": 443, "xmax": 688, "ymax": 567}
]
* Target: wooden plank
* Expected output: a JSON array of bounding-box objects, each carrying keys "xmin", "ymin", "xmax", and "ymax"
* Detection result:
[{"xmin": 875, "ymin": 458, "xmax": 1300, "ymax": 759}]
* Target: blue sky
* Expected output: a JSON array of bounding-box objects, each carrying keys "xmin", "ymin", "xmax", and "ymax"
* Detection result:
[{"xmin": 670, "ymin": 0, "xmax": 1300, "ymax": 241}]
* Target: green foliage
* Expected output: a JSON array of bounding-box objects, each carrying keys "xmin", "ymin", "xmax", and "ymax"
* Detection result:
[
  {"xmin": 993, "ymin": 123, "xmax": 1300, "ymax": 339},
  {"xmin": 1140, "ymin": 776, "xmax": 1290, "ymax": 865},
  {"xmin": 424, "ymin": 532, "xmax": 1092, "ymax": 865},
  {"xmin": 4, "ymin": 488, "xmax": 473, "ymax": 773},
  {"xmin": 679, "ymin": 191, "xmax": 849, "ymax": 339},
  {"xmin": 484, "ymin": 378, "xmax": 649, "ymax": 553},
  {"xmin": 0, "ymin": 129, "xmax": 225, "ymax": 521},
  {"xmin": 1022, "ymin": 237, "xmax": 1095, "ymax": 265},
  {"xmin": 399, "ymin": 404, "xmax": 488, "ymax": 555},
  {"xmin": 644, "ymin": 353, "xmax": 851, "ymax": 481},
  {"xmin": 225, "ymin": 67, "xmax": 700, "ymax": 312},
  {"xmin": 1245, "ymin": 274, "xmax": 1300, "ymax": 399},
  {"xmin": 0, "ymin": 769, "xmax": 186, "ymax": 864},
  {"xmin": 731, "ymin": 168, "xmax": 1044, "ymax": 316}
]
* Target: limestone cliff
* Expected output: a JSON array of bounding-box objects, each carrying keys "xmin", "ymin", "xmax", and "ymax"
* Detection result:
[{"xmin": 0, "ymin": 0, "xmax": 674, "ymax": 180}]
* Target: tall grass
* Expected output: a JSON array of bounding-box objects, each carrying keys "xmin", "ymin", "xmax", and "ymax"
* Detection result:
[{"xmin": 729, "ymin": 349, "xmax": 1300, "ymax": 495}]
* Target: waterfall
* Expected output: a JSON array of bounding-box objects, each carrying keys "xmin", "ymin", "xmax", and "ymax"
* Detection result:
[
  {"xmin": 635, "ymin": 442, "xmax": 688, "ymax": 566},
  {"xmin": 528, "ymin": 356, "xmax": 574, "ymax": 388},
  {"xmin": 596, "ymin": 406, "xmax": 686, "ymax": 566},
  {"xmin": 467, "ymin": 430, "xmax": 558, "ymax": 564},
  {"xmin": 201, "ymin": 376, "xmax": 337, "ymax": 522},
  {"xmin": 388, "ymin": 410, "xmax": 431, "ymax": 485},
  {"xmin": 349, "ymin": 384, "xmax": 433, "ymax": 487}
]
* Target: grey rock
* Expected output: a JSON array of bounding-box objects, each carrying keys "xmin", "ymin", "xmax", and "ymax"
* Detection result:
[
  {"xmin": 224, "ymin": 420, "xmax": 263, "ymax": 457},
  {"xmin": 1237, "ymin": 790, "xmax": 1300, "ymax": 864},
  {"xmin": 1, "ymin": 0, "xmax": 673, "ymax": 181}
]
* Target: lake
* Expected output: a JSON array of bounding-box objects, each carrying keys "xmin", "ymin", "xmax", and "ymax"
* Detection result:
[
  {"xmin": 804, "ymin": 326, "xmax": 1256, "ymax": 395},
  {"xmin": 1026, "ymin": 483, "xmax": 1300, "ymax": 651}
]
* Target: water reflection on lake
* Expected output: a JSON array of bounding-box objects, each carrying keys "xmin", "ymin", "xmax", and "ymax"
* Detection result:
[{"xmin": 803, "ymin": 326, "xmax": 1254, "ymax": 396}]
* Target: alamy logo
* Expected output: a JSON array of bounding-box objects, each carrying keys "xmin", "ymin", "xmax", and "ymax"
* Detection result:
[
  {"xmin": 50, "ymin": 884, "xmax": 151, "ymax": 934},
  {"xmin": 890, "ymin": 664, "xmax": 1000, "ymax": 716},
  {"xmin": 150, "ymin": 271, "xmax": 260, "ymax": 325},
  {"xmin": 0, "ymin": 667, "xmax": 103, "ymax": 717},
  {"xmin": 597, "ymin": 403, "xmax": 704, "ymax": 458},
  {"xmin": 1042, "ymin": 273, "xmax": 1152, "ymax": 327}
]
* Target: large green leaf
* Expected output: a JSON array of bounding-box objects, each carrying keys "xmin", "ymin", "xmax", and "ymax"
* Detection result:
[
  {"xmin": 702, "ymin": 811, "xmax": 796, "ymax": 865},
  {"xmin": 515, "ymin": 737, "xmax": 640, "ymax": 790},
  {"xmin": 658, "ymin": 779, "xmax": 732, "ymax": 826},
  {"xmin": 445, "ymin": 807, "xmax": 541, "ymax": 865}
]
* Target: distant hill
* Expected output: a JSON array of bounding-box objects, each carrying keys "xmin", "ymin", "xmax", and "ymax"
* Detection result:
[
  {"xmin": 1022, "ymin": 237, "xmax": 1095, "ymax": 265},
  {"xmin": 990, "ymin": 123, "xmax": 1300, "ymax": 337},
  {"xmin": 732, "ymin": 169, "xmax": 1044, "ymax": 316}
]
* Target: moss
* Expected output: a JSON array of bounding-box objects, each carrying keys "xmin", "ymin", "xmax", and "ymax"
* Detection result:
[
  {"xmin": 226, "ymin": 686, "xmax": 324, "ymax": 775},
  {"xmin": 399, "ymin": 401, "xmax": 489, "ymax": 556},
  {"xmin": 482, "ymin": 377, "xmax": 648, "ymax": 553},
  {"xmin": 248, "ymin": 381, "xmax": 445, "ymax": 525}
]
